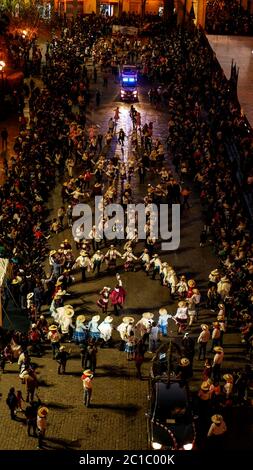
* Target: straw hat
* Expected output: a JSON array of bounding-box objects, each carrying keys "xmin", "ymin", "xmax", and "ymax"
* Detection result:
[
  {"xmin": 223, "ymin": 374, "xmax": 233, "ymax": 382},
  {"xmin": 64, "ymin": 305, "xmax": 74, "ymax": 312},
  {"xmin": 92, "ymin": 315, "xmax": 100, "ymax": 322},
  {"xmin": 180, "ymin": 275, "xmax": 186, "ymax": 280},
  {"xmin": 50, "ymin": 250, "xmax": 57, "ymax": 256},
  {"xmin": 213, "ymin": 322, "xmax": 220, "ymax": 327},
  {"xmin": 180, "ymin": 357, "xmax": 190, "ymax": 367},
  {"xmin": 214, "ymin": 346, "xmax": 223, "ymax": 353},
  {"xmin": 59, "ymin": 346, "xmax": 65, "ymax": 351},
  {"xmin": 122, "ymin": 316, "xmax": 135, "ymax": 324},
  {"xmin": 188, "ymin": 279, "xmax": 196, "ymax": 288},
  {"xmin": 55, "ymin": 280, "xmax": 63, "ymax": 287},
  {"xmin": 49, "ymin": 325, "xmax": 58, "ymax": 331},
  {"xmin": 82, "ymin": 369, "xmax": 93, "ymax": 377},
  {"xmin": 211, "ymin": 414, "xmax": 223, "ymax": 424},
  {"xmin": 38, "ymin": 407, "xmax": 49, "ymax": 418},
  {"xmin": 80, "ymin": 250, "xmax": 88, "ymax": 256},
  {"xmin": 12, "ymin": 276, "xmax": 22, "ymax": 285},
  {"xmin": 201, "ymin": 381, "xmax": 210, "ymax": 391},
  {"xmin": 77, "ymin": 315, "xmax": 86, "ymax": 323},
  {"xmin": 159, "ymin": 308, "xmax": 168, "ymax": 316},
  {"xmin": 201, "ymin": 324, "xmax": 209, "ymax": 330},
  {"xmin": 27, "ymin": 293, "xmax": 34, "ymax": 299},
  {"xmin": 54, "ymin": 290, "xmax": 66, "ymax": 297},
  {"xmin": 64, "ymin": 310, "xmax": 74, "ymax": 318},
  {"xmin": 178, "ymin": 301, "xmax": 186, "ymax": 308},
  {"xmin": 142, "ymin": 312, "xmax": 154, "ymax": 319},
  {"xmin": 192, "ymin": 288, "xmax": 200, "ymax": 294},
  {"xmin": 218, "ymin": 303, "xmax": 225, "ymax": 309},
  {"xmin": 104, "ymin": 315, "xmax": 113, "ymax": 323},
  {"xmin": 211, "ymin": 269, "xmax": 219, "ymax": 275}
]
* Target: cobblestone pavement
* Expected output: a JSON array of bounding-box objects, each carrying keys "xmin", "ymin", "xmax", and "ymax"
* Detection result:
[{"xmin": 0, "ymin": 36, "xmax": 252, "ymax": 451}]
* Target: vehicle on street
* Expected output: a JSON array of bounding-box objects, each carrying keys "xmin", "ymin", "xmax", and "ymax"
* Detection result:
[{"xmin": 120, "ymin": 65, "xmax": 138, "ymax": 102}]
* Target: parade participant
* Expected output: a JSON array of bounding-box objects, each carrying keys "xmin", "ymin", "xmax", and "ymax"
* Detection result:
[
  {"xmin": 73, "ymin": 315, "xmax": 88, "ymax": 344},
  {"xmin": 157, "ymin": 308, "xmax": 170, "ymax": 337},
  {"xmin": 139, "ymin": 248, "xmax": 150, "ymax": 273},
  {"xmin": 176, "ymin": 275, "xmax": 188, "ymax": 299},
  {"xmin": 55, "ymin": 345, "xmax": 71, "ymax": 375},
  {"xmin": 121, "ymin": 246, "xmax": 138, "ymax": 272},
  {"xmin": 81, "ymin": 369, "xmax": 93, "ymax": 408},
  {"xmin": 104, "ymin": 245, "xmax": 122, "ymax": 271},
  {"xmin": 217, "ymin": 312, "xmax": 226, "ymax": 346},
  {"xmin": 187, "ymin": 296, "xmax": 197, "ymax": 327},
  {"xmin": 59, "ymin": 305, "xmax": 75, "ymax": 342},
  {"xmin": 88, "ymin": 315, "xmax": 101, "ymax": 341},
  {"xmin": 109, "ymin": 284, "xmax": 127, "ymax": 316},
  {"xmin": 175, "ymin": 357, "xmax": 192, "ymax": 381},
  {"xmin": 202, "ymin": 358, "xmax": 212, "ymax": 381},
  {"xmin": 117, "ymin": 317, "xmax": 132, "ymax": 351},
  {"xmin": 91, "ymin": 250, "xmax": 104, "ymax": 275},
  {"xmin": 167, "ymin": 267, "xmax": 178, "ymax": 298},
  {"xmin": 223, "ymin": 374, "xmax": 234, "ymax": 401},
  {"xmin": 208, "ymin": 269, "xmax": 220, "ymax": 287},
  {"xmin": 97, "ymin": 287, "xmax": 110, "ymax": 315},
  {"xmin": 98, "ymin": 316, "xmax": 113, "ymax": 348},
  {"xmin": 135, "ymin": 312, "xmax": 154, "ymax": 343},
  {"xmin": 47, "ymin": 325, "xmax": 61, "ymax": 359},
  {"xmin": 217, "ymin": 275, "xmax": 231, "ymax": 300},
  {"xmin": 211, "ymin": 322, "xmax": 221, "ymax": 351},
  {"xmin": 186, "ymin": 279, "xmax": 196, "ymax": 298},
  {"xmin": 174, "ymin": 301, "xmax": 188, "ymax": 334},
  {"xmin": 149, "ymin": 254, "xmax": 162, "ymax": 280},
  {"xmin": 197, "ymin": 324, "xmax": 210, "ymax": 360},
  {"xmin": 207, "ymin": 415, "xmax": 227, "ymax": 448},
  {"xmin": 75, "ymin": 250, "xmax": 91, "ymax": 282},
  {"xmin": 125, "ymin": 330, "xmax": 136, "ymax": 361},
  {"xmin": 212, "ymin": 347, "xmax": 224, "ymax": 383},
  {"xmin": 148, "ymin": 322, "xmax": 160, "ymax": 353},
  {"xmin": 37, "ymin": 406, "xmax": 49, "ymax": 449},
  {"xmin": 83, "ymin": 339, "xmax": 98, "ymax": 373}
]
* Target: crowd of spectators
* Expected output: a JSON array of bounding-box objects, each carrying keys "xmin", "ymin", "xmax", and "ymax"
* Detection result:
[{"xmin": 206, "ymin": 0, "xmax": 253, "ymax": 35}]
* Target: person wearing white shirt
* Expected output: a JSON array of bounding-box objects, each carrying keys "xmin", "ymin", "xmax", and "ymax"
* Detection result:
[
  {"xmin": 212, "ymin": 347, "xmax": 224, "ymax": 382},
  {"xmin": 207, "ymin": 414, "xmax": 227, "ymax": 449},
  {"xmin": 149, "ymin": 254, "xmax": 162, "ymax": 280},
  {"xmin": 139, "ymin": 248, "xmax": 150, "ymax": 273},
  {"xmin": 197, "ymin": 324, "xmax": 210, "ymax": 360},
  {"xmin": 75, "ymin": 250, "xmax": 91, "ymax": 281}
]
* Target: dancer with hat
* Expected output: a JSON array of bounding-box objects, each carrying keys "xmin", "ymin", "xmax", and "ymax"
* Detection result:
[
  {"xmin": 211, "ymin": 321, "xmax": 221, "ymax": 352},
  {"xmin": 81, "ymin": 369, "xmax": 94, "ymax": 407},
  {"xmin": 37, "ymin": 406, "xmax": 49, "ymax": 449},
  {"xmin": 109, "ymin": 284, "xmax": 127, "ymax": 316},
  {"xmin": 176, "ymin": 357, "xmax": 192, "ymax": 381},
  {"xmin": 174, "ymin": 301, "xmax": 188, "ymax": 334},
  {"xmin": 197, "ymin": 325, "xmax": 210, "ymax": 360},
  {"xmin": 135, "ymin": 312, "xmax": 154, "ymax": 344},
  {"xmin": 88, "ymin": 315, "xmax": 101, "ymax": 341},
  {"xmin": 223, "ymin": 374, "xmax": 234, "ymax": 401},
  {"xmin": 73, "ymin": 315, "xmax": 88, "ymax": 344},
  {"xmin": 97, "ymin": 287, "xmax": 110, "ymax": 315},
  {"xmin": 75, "ymin": 250, "xmax": 91, "ymax": 282},
  {"xmin": 55, "ymin": 345, "xmax": 71, "ymax": 375},
  {"xmin": 117, "ymin": 316, "xmax": 135, "ymax": 351},
  {"xmin": 59, "ymin": 305, "xmax": 75, "ymax": 342},
  {"xmin": 212, "ymin": 346, "xmax": 224, "ymax": 383},
  {"xmin": 47, "ymin": 325, "xmax": 61, "ymax": 359},
  {"xmin": 207, "ymin": 414, "xmax": 227, "ymax": 448},
  {"xmin": 158, "ymin": 308, "xmax": 171, "ymax": 337},
  {"xmin": 98, "ymin": 316, "xmax": 113, "ymax": 348}
]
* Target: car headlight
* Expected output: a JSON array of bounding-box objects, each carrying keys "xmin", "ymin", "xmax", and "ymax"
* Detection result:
[
  {"xmin": 183, "ymin": 443, "xmax": 193, "ymax": 450},
  {"xmin": 133, "ymin": 91, "xmax": 137, "ymax": 95},
  {"xmin": 151, "ymin": 442, "xmax": 162, "ymax": 450}
]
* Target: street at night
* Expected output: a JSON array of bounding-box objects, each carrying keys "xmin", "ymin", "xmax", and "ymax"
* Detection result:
[{"xmin": 0, "ymin": 0, "xmax": 253, "ymax": 460}]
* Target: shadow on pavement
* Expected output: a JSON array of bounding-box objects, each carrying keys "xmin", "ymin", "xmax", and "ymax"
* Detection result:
[{"xmin": 90, "ymin": 403, "xmax": 141, "ymax": 415}]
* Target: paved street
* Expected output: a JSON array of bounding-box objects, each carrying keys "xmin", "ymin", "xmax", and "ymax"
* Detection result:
[{"xmin": 0, "ymin": 35, "xmax": 252, "ymax": 451}]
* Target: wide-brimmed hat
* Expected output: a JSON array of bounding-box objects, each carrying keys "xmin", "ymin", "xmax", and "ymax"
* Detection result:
[
  {"xmin": 80, "ymin": 250, "xmax": 88, "ymax": 256},
  {"xmin": 82, "ymin": 369, "xmax": 93, "ymax": 377},
  {"xmin": 54, "ymin": 290, "xmax": 66, "ymax": 298},
  {"xmin": 49, "ymin": 325, "xmax": 58, "ymax": 331},
  {"xmin": 159, "ymin": 308, "xmax": 168, "ymax": 315},
  {"xmin": 64, "ymin": 310, "xmax": 74, "ymax": 318},
  {"xmin": 201, "ymin": 381, "xmax": 210, "ymax": 391},
  {"xmin": 12, "ymin": 276, "xmax": 22, "ymax": 285},
  {"xmin": 55, "ymin": 280, "xmax": 63, "ymax": 287},
  {"xmin": 142, "ymin": 312, "xmax": 154, "ymax": 319},
  {"xmin": 214, "ymin": 346, "xmax": 223, "ymax": 353},
  {"xmin": 178, "ymin": 301, "xmax": 186, "ymax": 308},
  {"xmin": 210, "ymin": 269, "xmax": 219, "ymax": 276},
  {"xmin": 38, "ymin": 406, "xmax": 49, "ymax": 418},
  {"xmin": 211, "ymin": 414, "xmax": 223, "ymax": 424},
  {"xmin": 50, "ymin": 250, "xmax": 57, "ymax": 256},
  {"xmin": 221, "ymin": 276, "xmax": 229, "ymax": 282},
  {"xmin": 218, "ymin": 303, "xmax": 225, "ymax": 309},
  {"xmin": 59, "ymin": 346, "xmax": 65, "ymax": 351},
  {"xmin": 27, "ymin": 293, "xmax": 34, "ymax": 299},
  {"xmin": 104, "ymin": 315, "xmax": 113, "ymax": 323},
  {"xmin": 223, "ymin": 374, "xmax": 233, "ymax": 382},
  {"xmin": 201, "ymin": 324, "xmax": 209, "ymax": 330},
  {"xmin": 180, "ymin": 357, "xmax": 190, "ymax": 367},
  {"xmin": 92, "ymin": 315, "xmax": 100, "ymax": 322},
  {"xmin": 122, "ymin": 316, "xmax": 135, "ymax": 324},
  {"xmin": 188, "ymin": 279, "xmax": 196, "ymax": 288},
  {"xmin": 213, "ymin": 322, "xmax": 220, "ymax": 327},
  {"xmin": 77, "ymin": 315, "xmax": 86, "ymax": 323}
]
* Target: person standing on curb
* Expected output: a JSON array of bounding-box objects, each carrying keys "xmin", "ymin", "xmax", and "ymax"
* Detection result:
[{"xmin": 81, "ymin": 369, "xmax": 94, "ymax": 408}]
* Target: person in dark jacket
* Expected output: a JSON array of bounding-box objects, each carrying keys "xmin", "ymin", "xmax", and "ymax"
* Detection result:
[{"xmin": 6, "ymin": 387, "xmax": 18, "ymax": 419}]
